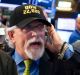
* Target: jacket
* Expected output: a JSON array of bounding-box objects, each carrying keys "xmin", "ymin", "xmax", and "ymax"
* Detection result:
[{"xmin": 0, "ymin": 50, "xmax": 18, "ymax": 75}]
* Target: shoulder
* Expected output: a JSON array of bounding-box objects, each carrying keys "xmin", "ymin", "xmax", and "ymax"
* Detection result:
[
  {"xmin": 0, "ymin": 50, "xmax": 15, "ymax": 65},
  {"xmin": 69, "ymin": 31, "xmax": 78, "ymax": 40},
  {"xmin": 0, "ymin": 50, "xmax": 11, "ymax": 59},
  {"xmin": 70, "ymin": 31, "xmax": 77, "ymax": 37}
]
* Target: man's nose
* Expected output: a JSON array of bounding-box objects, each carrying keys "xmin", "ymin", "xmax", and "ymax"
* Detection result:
[{"xmin": 31, "ymin": 31, "xmax": 37, "ymax": 37}]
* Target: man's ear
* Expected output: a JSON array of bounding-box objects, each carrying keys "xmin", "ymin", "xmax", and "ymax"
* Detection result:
[{"xmin": 8, "ymin": 31, "xmax": 15, "ymax": 42}]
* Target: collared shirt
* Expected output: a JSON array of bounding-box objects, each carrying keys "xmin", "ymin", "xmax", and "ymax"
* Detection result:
[{"xmin": 12, "ymin": 50, "xmax": 39, "ymax": 75}]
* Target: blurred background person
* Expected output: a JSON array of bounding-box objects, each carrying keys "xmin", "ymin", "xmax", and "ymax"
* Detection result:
[
  {"xmin": 0, "ymin": 15, "xmax": 14, "ymax": 53},
  {"xmin": 69, "ymin": 16, "xmax": 80, "ymax": 44},
  {"xmin": 0, "ymin": 50, "xmax": 18, "ymax": 75}
]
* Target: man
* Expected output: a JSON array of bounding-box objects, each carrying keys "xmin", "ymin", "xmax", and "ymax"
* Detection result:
[
  {"xmin": 6, "ymin": 4, "xmax": 75, "ymax": 75},
  {"xmin": 69, "ymin": 17, "xmax": 80, "ymax": 44}
]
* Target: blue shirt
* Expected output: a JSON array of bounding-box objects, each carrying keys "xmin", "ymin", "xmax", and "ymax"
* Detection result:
[
  {"xmin": 12, "ymin": 51, "xmax": 39, "ymax": 75},
  {"xmin": 69, "ymin": 30, "xmax": 80, "ymax": 44}
]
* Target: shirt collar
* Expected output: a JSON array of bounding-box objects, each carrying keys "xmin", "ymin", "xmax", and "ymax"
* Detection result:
[
  {"xmin": 12, "ymin": 50, "xmax": 40, "ymax": 65},
  {"xmin": 12, "ymin": 50, "xmax": 24, "ymax": 65}
]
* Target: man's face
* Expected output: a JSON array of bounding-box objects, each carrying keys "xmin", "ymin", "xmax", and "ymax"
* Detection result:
[{"xmin": 11, "ymin": 21, "xmax": 45, "ymax": 60}]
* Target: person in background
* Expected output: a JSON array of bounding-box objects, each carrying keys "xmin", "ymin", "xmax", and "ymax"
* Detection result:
[
  {"xmin": 0, "ymin": 50, "xmax": 18, "ymax": 75},
  {"xmin": 0, "ymin": 15, "xmax": 14, "ymax": 53},
  {"xmin": 0, "ymin": 16, "xmax": 18, "ymax": 75},
  {"xmin": 69, "ymin": 17, "xmax": 80, "ymax": 44},
  {"xmin": 71, "ymin": 40, "xmax": 80, "ymax": 62},
  {"xmin": 6, "ymin": 4, "xmax": 78, "ymax": 75}
]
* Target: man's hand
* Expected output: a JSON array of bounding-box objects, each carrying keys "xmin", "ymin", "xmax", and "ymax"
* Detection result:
[{"xmin": 45, "ymin": 25, "xmax": 64, "ymax": 54}]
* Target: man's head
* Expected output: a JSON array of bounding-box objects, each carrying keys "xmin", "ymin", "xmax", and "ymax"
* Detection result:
[
  {"xmin": 76, "ymin": 17, "xmax": 80, "ymax": 30},
  {"xmin": 6, "ymin": 4, "xmax": 51, "ymax": 60}
]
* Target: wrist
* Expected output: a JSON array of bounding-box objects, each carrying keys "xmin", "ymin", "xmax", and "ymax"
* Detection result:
[{"xmin": 57, "ymin": 42, "xmax": 69, "ymax": 60}]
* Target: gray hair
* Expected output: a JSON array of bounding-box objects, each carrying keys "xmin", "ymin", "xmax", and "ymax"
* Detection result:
[{"xmin": 5, "ymin": 26, "xmax": 17, "ymax": 49}]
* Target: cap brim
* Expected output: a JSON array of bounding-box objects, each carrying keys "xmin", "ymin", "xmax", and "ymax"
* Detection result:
[{"xmin": 17, "ymin": 17, "xmax": 51, "ymax": 28}]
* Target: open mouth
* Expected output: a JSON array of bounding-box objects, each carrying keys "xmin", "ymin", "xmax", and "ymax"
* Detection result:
[
  {"xmin": 29, "ymin": 41, "xmax": 42, "ymax": 48},
  {"xmin": 30, "ymin": 41, "xmax": 42, "ymax": 45}
]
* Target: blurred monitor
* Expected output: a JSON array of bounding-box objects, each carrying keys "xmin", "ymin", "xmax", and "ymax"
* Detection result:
[
  {"xmin": 57, "ymin": 18, "xmax": 76, "ymax": 31},
  {"xmin": 37, "ymin": 0, "xmax": 53, "ymax": 10},
  {"xmin": 1, "ymin": 0, "xmax": 29, "ymax": 5},
  {"xmin": 57, "ymin": 30, "xmax": 72, "ymax": 42}
]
